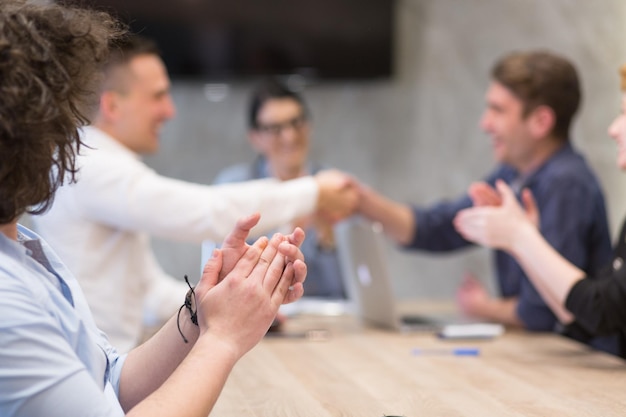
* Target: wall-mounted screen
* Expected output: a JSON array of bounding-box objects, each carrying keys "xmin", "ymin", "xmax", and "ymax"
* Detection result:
[{"xmin": 87, "ymin": 0, "xmax": 395, "ymax": 81}]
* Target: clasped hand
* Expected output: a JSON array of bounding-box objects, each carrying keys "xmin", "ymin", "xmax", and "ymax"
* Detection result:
[
  {"xmin": 315, "ymin": 169, "xmax": 359, "ymax": 223},
  {"xmin": 453, "ymin": 179, "xmax": 539, "ymax": 251},
  {"xmin": 191, "ymin": 213, "xmax": 306, "ymax": 357}
]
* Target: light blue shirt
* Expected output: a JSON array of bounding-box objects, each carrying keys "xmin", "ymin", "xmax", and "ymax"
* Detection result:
[{"xmin": 0, "ymin": 225, "xmax": 126, "ymax": 416}]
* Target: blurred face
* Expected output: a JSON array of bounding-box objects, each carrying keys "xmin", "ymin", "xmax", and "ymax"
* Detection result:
[
  {"xmin": 608, "ymin": 92, "xmax": 626, "ymax": 170},
  {"xmin": 250, "ymin": 98, "xmax": 310, "ymax": 180},
  {"xmin": 113, "ymin": 54, "xmax": 176, "ymax": 154},
  {"xmin": 480, "ymin": 82, "xmax": 536, "ymax": 171}
]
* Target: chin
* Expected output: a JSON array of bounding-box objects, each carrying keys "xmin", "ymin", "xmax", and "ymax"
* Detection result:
[
  {"xmin": 491, "ymin": 151, "xmax": 506, "ymax": 164},
  {"xmin": 147, "ymin": 139, "xmax": 161, "ymax": 154}
]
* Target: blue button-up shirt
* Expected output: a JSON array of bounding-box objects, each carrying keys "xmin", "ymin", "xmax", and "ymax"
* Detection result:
[
  {"xmin": 407, "ymin": 143, "xmax": 613, "ymax": 332},
  {"xmin": 0, "ymin": 225, "xmax": 126, "ymax": 416}
]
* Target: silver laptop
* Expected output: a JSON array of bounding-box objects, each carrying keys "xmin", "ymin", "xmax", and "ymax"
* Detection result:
[{"xmin": 335, "ymin": 216, "xmax": 496, "ymax": 333}]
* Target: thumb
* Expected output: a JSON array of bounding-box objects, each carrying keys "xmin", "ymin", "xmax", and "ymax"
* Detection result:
[{"xmin": 198, "ymin": 249, "xmax": 223, "ymax": 292}]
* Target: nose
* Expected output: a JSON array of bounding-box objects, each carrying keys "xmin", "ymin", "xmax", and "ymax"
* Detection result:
[
  {"xmin": 608, "ymin": 115, "xmax": 623, "ymax": 141},
  {"xmin": 479, "ymin": 110, "xmax": 491, "ymax": 132},
  {"xmin": 163, "ymin": 94, "xmax": 176, "ymax": 120},
  {"xmin": 278, "ymin": 123, "xmax": 299, "ymax": 143}
]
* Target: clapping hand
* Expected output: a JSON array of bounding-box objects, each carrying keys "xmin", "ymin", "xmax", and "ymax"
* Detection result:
[
  {"xmin": 454, "ymin": 180, "xmax": 539, "ymax": 251},
  {"xmin": 211, "ymin": 213, "xmax": 307, "ymax": 304}
]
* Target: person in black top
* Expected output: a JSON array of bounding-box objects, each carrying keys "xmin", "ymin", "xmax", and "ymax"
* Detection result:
[{"xmin": 453, "ymin": 64, "xmax": 626, "ymax": 358}]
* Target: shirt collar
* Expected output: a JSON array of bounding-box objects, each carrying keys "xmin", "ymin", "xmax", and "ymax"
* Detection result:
[
  {"xmin": 509, "ymin": 141, "xmax": 573, "ymax": 190},
  {"xmin": 80, "ymin": 126, "xmax": 141, "ymax": 161}
]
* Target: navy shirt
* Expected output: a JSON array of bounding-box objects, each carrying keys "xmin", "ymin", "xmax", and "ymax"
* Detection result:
[{"xmin": 407, "ymin": 142, "xmax": 613, "ymax": 331}]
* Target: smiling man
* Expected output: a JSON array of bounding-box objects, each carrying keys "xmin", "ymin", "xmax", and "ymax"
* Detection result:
[
  {"xmin": 355, "ymin": 50, "xmax": 613, "ymax": 337},
  {"xmin": 214, "ymin": 78, "xmax": 347, "ymax": 300},
  {"xmin": 32, "ymin": 36, "xmax": 358, "ymax": 352}
]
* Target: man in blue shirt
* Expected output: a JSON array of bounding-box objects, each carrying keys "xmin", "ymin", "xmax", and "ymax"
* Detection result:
[
  {"xmin": 356, "ymin": 50, "xmax": 613, "ymax": 345},
  {"xmin": 0, "ymin": 2, "xmax": 307, "ymax": 416}
]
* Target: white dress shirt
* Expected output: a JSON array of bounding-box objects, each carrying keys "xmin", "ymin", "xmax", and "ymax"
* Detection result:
[{"xmin": 32, "ymin": 126, "xmax": 318, "ymax": 352}]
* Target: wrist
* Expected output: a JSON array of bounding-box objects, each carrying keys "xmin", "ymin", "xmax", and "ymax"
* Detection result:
[
  {"xmin": 509, "ymin": 221, "xmax": 538, "ymax": 257},
  {"xmin": 178, "ymin": 307, "xmax": 200, "ymax": 344},
  {"xmin": 196, "ymin": 330, "xmax": 243, "ymax": 365},
  {"xmin": 184, "ymin": 287, "xmax": 198, "ymax": 325},
  {"xmin": 177, "ymin": 276, "xmax": 199, "ymax": 344}
]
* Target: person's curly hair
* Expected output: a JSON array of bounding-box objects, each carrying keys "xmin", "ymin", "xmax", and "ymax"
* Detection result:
[{"xmin": 0, "ymin": 0, "xmax": 125, "ymax": 223}]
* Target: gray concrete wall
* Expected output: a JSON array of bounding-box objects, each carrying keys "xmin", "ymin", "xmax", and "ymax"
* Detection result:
[{"xmin": 145, "ymin": 0, "xmax": 626, "ymax": 300}]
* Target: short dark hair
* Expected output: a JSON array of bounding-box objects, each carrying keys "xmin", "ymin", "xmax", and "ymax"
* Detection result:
[
  {"xmin": 100, "ymin": 34, "xmax": 160, "ymax": 94},
  {"xmin": 491, "ymin": 50, "xmax": 581, "ymax": 141},
  {"xmin": 248, "ymin": 77, "xmax": 309, "ymax": 129},
  {"xmin": 0, "ymin": 1, "xmax": 124, "ymax": 223}
]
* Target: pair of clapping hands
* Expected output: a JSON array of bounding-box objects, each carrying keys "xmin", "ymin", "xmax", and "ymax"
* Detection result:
[
  {"xmin": 454, "ymin": 179, "xmax": 539, "ymax": 251},
  {"xmin": 193, "ymin": 212, "xmax": 307, "ymax": 359}
]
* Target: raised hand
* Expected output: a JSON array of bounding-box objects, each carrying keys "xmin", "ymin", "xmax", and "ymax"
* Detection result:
[
  {"xmin": 207, "ymin": 213, "xmax": 307, "ymax": 304},
  {"xmin": 468, "ymin": 181, "xmax": 502, "ymax": 207},
  {"xmin": 194, "ymin": 233, "xmax": 296, "ymax": 358},
  {"xmin": 314, "ymin": 169, "xmax": 358, "ymax": 222},
  {"xmin": 454, "ymin": 180, "xmax": 538, "ymax": 251},
  {"xmin": 469, "ymin": 181, "xmax": 539, "ymax": 225}
]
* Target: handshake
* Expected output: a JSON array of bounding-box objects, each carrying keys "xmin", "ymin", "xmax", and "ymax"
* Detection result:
[{"xmin": 313, "ymin": 169, "xmax": 362, "ymax": 224}]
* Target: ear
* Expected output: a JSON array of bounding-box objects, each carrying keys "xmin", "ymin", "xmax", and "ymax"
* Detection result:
[
  {"xmin": 527, "ymin": 105, "xmax": 555, "ymax": 139},
  {"xmin": 98, "ymin": 90, "xmax": 121, "ymax": 123}
]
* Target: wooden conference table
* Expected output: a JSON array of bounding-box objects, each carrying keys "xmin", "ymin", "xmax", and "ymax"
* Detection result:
[{"xmin": 210, "ymin": 307, "xmax": 626, "ymax": 417}]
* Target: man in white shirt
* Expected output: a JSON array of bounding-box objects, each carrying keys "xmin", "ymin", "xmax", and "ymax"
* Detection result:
[{"xmin": 32, "ymin": 35, "xmax": 357, "ymax": 352}]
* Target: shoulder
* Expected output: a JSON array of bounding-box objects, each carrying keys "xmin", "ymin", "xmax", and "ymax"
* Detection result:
[
  {"xmin": 213, "ymin": 163, "xmax": 254, "ymax": 184},
  {"xmin": 544, "ymin": 144, "xmax": 596, "ymax": 178},
  {"xmin": 534, "ymin": 146, "xmax": 602, "ymax": 194},
  {"xmin": 78, "ymin": 127, "xmax": 140, "ymax": 166},
  {"xmin": 74, "ymin": 130, "xmax": 152, "ymax": 183},
  {"xmin": 0, "ymin": 244, "xmax": 50, "ymax": 316}
]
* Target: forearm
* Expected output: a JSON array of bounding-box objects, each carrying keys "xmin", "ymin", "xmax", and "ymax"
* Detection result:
[
  {"xmin": 119, "ymin": 311, "xmax": 198, "ymax": 411},
  {"xmin": 511, "ymin": 224, "xmax": 581, "ymax": 323},
  {"xmin": 358, "ymin": 185, "xmax": 415, "ymax": 245},
  {"xmin": 125, "ymin": 333, "xmax": 238, "ymax": 417},
  {"xmin": 86, "ymin": 171, "xmax": 317, "ymax": 243}
]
